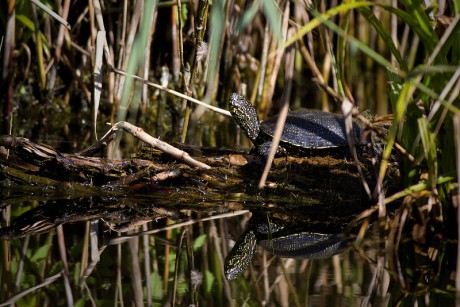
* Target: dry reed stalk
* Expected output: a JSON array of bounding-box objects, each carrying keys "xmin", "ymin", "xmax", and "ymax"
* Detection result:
[
  {"xmin": 0, "ymin": 270, "xmax": 63, "ymax": 306},
  {"xmin": 209, "ymin": 220, "xmax": 234, "ymax": 303},
  {"xmin": 171, "ymin": 229, "xmax": 186, "ymax": 306},
  {"xmin": 57, "ymin": 225, "xmax": 74, "ymax": 306},
  {"xmin": 258, "ymin": 25, "xmax": 295, "ymax": 188},
  {"xmin": 142, "ymin": 223, "xmax": 152, "ymax": 306},
  {"xmin": 163, "ymin": 218, "xmax": 171, "ymax": 296},
  {"xmin": 129, "ymin": 237, "xmax": 144, "ymax": 306}
]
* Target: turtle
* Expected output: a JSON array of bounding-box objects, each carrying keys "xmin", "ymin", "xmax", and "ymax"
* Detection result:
[
  {"xmin": 224, "ymin": 214, "xmax": 348, "ymax": 280},
  {"xmin": 229, "ymin": 93, "xmax": 363, "ymax": 157}
]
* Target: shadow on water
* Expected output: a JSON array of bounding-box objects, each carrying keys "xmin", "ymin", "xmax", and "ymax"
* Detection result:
[{"xmin": 0, "ymin": 189, "xmax": 456, "ymax": 305}]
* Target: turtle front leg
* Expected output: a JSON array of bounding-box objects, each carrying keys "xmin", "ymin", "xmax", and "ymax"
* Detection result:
[{"xmin": 256, "ymin": 141, "xmax": 287, "ymax": 157}]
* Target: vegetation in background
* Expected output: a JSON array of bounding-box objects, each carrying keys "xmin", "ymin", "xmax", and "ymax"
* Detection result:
[{"xmin": 1, "ymin": 0, "xmax": 460, "ymax": 305}]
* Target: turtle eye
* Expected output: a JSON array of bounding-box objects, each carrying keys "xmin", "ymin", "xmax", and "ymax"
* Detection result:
[{"xmin": 229, "ymin": 94, "xmax": 241, "ymax": 107}]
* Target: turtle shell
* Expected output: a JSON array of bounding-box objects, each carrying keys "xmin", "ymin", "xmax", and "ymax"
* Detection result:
[
  {"xmin": 258, "ymin": 232, "xmax": 347, "ymax": 259},
  {"xmin": 223, "ymin": 214, "xmax": 348, "ymax": 280},
  {"xmin": 259, "ymin": 110, "xmax": 362, "ymax": 149}
]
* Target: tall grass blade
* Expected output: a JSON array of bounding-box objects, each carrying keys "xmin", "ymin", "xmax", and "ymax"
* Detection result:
[
  {"xmin": 260, "ymin": 0, "xmax": 282, "ymax": 41},
  {"xmin": 378, "ymin": 4, "xmax": 438, "ymax": 54},
  {"xmin": 207, "ymin": 0, "xmax": 225, "ymax": 91},
  {"xmin": 417, "ymin": 118, "xmax": 437, "ymax": 188}
]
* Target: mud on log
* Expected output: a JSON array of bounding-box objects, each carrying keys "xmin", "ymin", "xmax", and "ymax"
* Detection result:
[
  {"xmin": 0, "ymin": 132, "xmax": 400, "ymax": 239},
  {"xmin": 0, "ymin": 133, "xmax": 400, "ymax": 204}
]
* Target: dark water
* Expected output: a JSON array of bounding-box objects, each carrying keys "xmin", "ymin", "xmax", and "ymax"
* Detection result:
[
  {"xmin": 0, "ymin": 112, "xmax": 455, "ymax": 306},
  {"xmin": 0, "ymin": 190, "xmax": 456, "ymax": 306}
]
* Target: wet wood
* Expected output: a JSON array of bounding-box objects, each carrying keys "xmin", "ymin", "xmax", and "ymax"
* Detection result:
[
  {"xmin": 0, "ymin": 134, "xmax": 401, "ymax": 240},
  {"xmin": 0, "ymin": 134, "xmax": 401, "ymax": 200}
]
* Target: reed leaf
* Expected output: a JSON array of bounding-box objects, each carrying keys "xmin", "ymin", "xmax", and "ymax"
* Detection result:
[
  {"xmin": 418, "ymin": 118, "xmax": 438, "ymax": 188},
  {"xmin": 378, "ymin": 3, "xmax": 438, "ymax": 54},
  {"xmin": 260, "ymin": 0, "xmax": 282, "ymax": 41}
]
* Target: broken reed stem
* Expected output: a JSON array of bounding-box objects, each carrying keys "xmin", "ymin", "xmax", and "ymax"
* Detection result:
[
  {"xmin": 297, "ymin": 41, "xmax": 342, "ymax": 102},
  {"xmin": 258, "ymin": 24, "xmax": 294, "ymax": 189},
  {"xmin": 100, "ymin": 121, "xmax": 212, "ymax": 169},
  {"xmin": 0, "ymin": 271, "xmax": 63, "ymax": 306},
  {"xmin": 106, "ymin": 211, "xmax": 250, "ymax": 245},
  {"xmin": 454, "ymin": 114, "xmax": 460, "ymax": 295}
]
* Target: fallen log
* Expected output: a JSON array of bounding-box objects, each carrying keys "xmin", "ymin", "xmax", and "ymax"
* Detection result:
[{"xmin": 0, "ymin": 123, "xmax": 401, "ymax": 239}]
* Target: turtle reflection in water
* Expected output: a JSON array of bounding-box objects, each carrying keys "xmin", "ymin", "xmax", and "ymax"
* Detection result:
[
  {"xmin": 229, "ymin": 93, "xmax": 363, "ymax": 157},
  {"xmin": 224, "ymin": 214, "xmax": 348, "ymax": 280}
]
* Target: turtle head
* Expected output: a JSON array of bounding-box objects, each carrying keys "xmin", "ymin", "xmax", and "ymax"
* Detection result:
[
  {"xmin": 224, "ymin": 230, "xmax": 257, "ymax": 280},
  {"xmin": 229, "ymin": 93, "xmax": 260, "ymax": 142}
]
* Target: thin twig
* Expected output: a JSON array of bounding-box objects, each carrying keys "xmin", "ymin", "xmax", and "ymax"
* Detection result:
[
  {"xmin": 110, "ymin": 66, "xmax": 231, "ymax": 116},
  {"xmin": 185, "ymin": 226, "xmax": 198, "ymax": 305},
  {"xmin": 454, "ymin": 114, "xmax": 460, "ymax": 295},
  {"xmin": 106, "ymin": 210, "xmax": 249, "ymax": 245},
  {"xmin": 142, "ymin": 224, "xmax": 152, "ymax": 307},
  {"xmin": 128, "ymin": 237, "xmax": 143, "ymax": 306},
  {"xmin": 79, "ymin": 221, "xmax": 101, "ymax": 286},
  {"xmin": 14, "ymin": 235, "xmax": 30, "ymax": 288},
  {"xmin": 209, "ymin": 220, "xmax": 234, "ymax": 303},
  {"xmin": 30, "ymin": 0, "xmax": 71, "ymax": 30},
  {"xmin": 297, "ymin": 41, "xmax": 342, "ymax": 102},
  {"xmin": 57, "ymin": 225, "xmax": 74, "ymax": 306},
  {"xmin": 258, "ymin": 25, "xmax": 294, "ymax": 189},
  {"xmin": 163, "ymin": 218, "xmax": 171, "ymax": 296},
  {"xmin": 279, "ymin": 259, "xmax": 301, "ymax": 307},
  {"xmin": 171, "ymin": 229, "xmax": 186, "ymax": 306},
  {"xmin": 0, "ymin": 271, "xmax": 63, "ymax": 306},
  {"xmin": 100, "ymin": 121, "xmax": 212, "ymax": 169}
]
